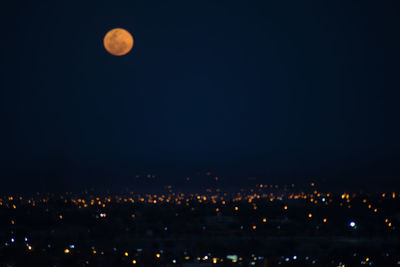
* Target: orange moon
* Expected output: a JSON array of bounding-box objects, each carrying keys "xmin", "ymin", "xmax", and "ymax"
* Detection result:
[{"xmin": 103, "ymin": 28, "xmax": 134, "ymax": 56}]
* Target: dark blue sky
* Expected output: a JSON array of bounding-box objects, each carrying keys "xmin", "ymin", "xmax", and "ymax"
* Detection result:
[{"xmin": 1, "ymin": 0, "xmax": 400, "ymax": 191}]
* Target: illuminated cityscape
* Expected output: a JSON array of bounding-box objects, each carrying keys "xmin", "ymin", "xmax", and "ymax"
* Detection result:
[{"xmin": 1, "ymin": 182, "xmax": 399, "ymax": 266}]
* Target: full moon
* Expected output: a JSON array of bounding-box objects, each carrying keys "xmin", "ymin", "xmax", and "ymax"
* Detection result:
[{"xmin": 103, "ymin": 28, "xmax": 134, "ymax": 56}]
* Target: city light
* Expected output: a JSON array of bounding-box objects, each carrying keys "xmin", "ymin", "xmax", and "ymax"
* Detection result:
[{"xmin": 0, "ymin": 186, "xmax": 397, "ymax": 266}]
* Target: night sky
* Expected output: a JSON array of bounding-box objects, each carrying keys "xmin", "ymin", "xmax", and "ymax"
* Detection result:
[{"xmin": 1, "ymin": 0, "xmax": 400, "ymax": 191}]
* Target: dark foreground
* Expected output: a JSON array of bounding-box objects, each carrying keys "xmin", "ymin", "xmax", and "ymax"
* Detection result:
[{"xmin": 1, "ymin": 184, "xmax": 399, "ymax": 266}]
